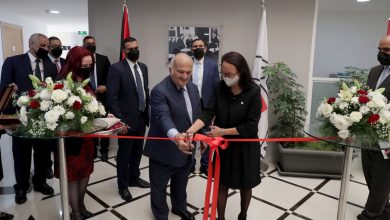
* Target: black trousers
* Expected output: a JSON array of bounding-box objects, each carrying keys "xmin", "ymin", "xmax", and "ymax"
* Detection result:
[
  {"xmin": 12, "ymin": 137, "xmax": 53, "ymax": 191},
  {"xmin": 94, "ymin": 137, "xmax": 109, "ymax": 155},
  {"xmin": 361, "ymin": 149, "xmax": 390, "ymax": 220},
  {"xmin": 116, "ymin": 116, "xmax": 146, "ymax": 189},
  {"xmin": 149, "ymin": 158, "xmax": 190, "ymax": 220}
]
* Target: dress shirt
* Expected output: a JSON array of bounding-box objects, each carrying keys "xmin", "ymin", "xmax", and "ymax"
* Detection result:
[
  {"xmin": 192, "ymin": 57, "xmax": 204, "ymax": 98},
  {"xmin": 376, "ymin": 66, "xmax": 390, "ymax": 89},
  {"xmin": 28, "ymin": 52, "xmax": 44, "ymax": 80},
  {"xmin": 126, "ymin": 59, "xmax": 146, "ymax": 101}
]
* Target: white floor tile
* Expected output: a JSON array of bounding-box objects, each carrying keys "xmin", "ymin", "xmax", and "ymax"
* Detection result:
[
  {"xmin": 269, "ymin": 171, "xmax": 326, "ymax": 189},
  {"xmin": 252, "ymin": 177, "xmax": 310, "ymax": 209},
  {"xmin": 319, "ymin": 179, "xmax": 368, "ymax": 207},
  {"xmin": 89, "ymin": 161, "xmax": 117, "ymax": 184}
]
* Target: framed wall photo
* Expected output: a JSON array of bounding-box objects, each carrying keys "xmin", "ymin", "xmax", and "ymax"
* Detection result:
[{"xmin": 168, "ymin": 25, "xmax": 220, "ymax": 63}]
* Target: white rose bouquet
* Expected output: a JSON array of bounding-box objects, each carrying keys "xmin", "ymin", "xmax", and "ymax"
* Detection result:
[
  {"xmin": 317, "ymin": 80, "xmax": 390, "ymax": 143},
  {"xmin": 14, "ymin": 73, "xmax": 106, "ymax": 137}
]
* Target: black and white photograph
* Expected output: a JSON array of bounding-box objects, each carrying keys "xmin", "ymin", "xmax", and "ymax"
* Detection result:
[{"xmin": 168, "ymin": 25, "xmax": 220, "ymax": 63}]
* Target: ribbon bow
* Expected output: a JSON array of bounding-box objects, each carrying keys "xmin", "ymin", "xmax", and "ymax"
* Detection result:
[{"xmin": 193, "ymin": 134, "xmax": 228, "ymax": 220}]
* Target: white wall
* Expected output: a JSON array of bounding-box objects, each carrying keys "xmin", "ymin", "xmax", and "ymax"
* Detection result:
[
  {"xmin": 313, "ymin": 10, "xmax": 389, "ymax": 77},
  {"xmin": 0, "ymin": 11, "xmax": 47, "ymax": 69},
  {"xmin": 88, "ymin": 0, "xmax": 316, "ymax": 93}
]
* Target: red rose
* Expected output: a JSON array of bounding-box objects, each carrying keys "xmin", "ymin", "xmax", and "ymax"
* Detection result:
[
  {"xmin": 54, "ymin": 83, "xmax": 64, "ymax": 90},
  {"xmin": 368, "ymin": 114, "xmax": 380, "ymax": 124},
  {"xmin": 327, "ymin": 97, "xmax": 336, "ymax": 104},
  {"xmin": 29, "ymin": 100, "xmax": 40, "ymax": 109},
  {"xmin": 358, "ymin": 96, "xmax": 369, "ymax": 104},
  {"xmin": 28, "ymin": 90, "xmax": 37, "ymax": 97},
  {"xmin": 357, "ymin": 90, "xmax": 368, "ymax": 95},
  {"xmin": 72, "ymin": 101, "xmax": 82, "ymax": 110}
]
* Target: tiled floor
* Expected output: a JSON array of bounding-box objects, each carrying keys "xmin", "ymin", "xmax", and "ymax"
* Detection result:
[{"xmin": 0, "ymin": 136, "xmax": 368, "ymax": 220}]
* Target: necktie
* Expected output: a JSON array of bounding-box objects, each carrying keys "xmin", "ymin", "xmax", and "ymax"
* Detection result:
[
  {"xmin": 54, "ymin": 59, "xmax": 61, "ymax": 73},
  {"xmin": 376, "ymin": 66, "xmax": 390, "ymax": 89},
  {"xmin": 134, "ymin": 64, "xmax": 146, "ymax": 111},
  {"xmin": 193, "ymin": 61, "xmax": 200, "ymax": 85},
  {"xmin": 35, "ymin": 59, "xmax": 42, "ymax": 81},
  {"xmin": 181, "ymin": 87, "xmax": 193, "ymax": 122},
  {"xmin": 90, "ymin": 73, "xmax": 97, "ymax": 91}
]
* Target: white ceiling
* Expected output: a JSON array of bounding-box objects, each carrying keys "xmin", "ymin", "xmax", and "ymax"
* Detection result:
[
  {"xmin": 0, "ymin": 0, "xmax": 88, "ymax": 25},
  {"xmin": 319, "ymin": 0, "xmax": 390, "ymax": 12}
]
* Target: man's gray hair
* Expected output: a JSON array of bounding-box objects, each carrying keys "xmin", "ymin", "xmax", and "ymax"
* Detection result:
[
  {"xmin": 29, "ymin": 33, "xmax": 47, "ymax": 46},
  {"xmin": 169, "ymin": 52, "xmax": 192, "ymax": 69}
]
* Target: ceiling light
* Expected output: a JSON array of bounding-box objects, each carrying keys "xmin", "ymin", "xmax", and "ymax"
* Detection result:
[
  {"xmin": 46, "ymin": 10, "xmax": 60, "ymax": 14},
  {"xmin": 356, "ymin": 0, "xmax": 370, "ymax": 2}
]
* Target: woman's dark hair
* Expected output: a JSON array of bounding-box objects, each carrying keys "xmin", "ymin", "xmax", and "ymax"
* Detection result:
[
  {"xmin": 60, "ymin": 46, "xmax": 95, "ymax": 80},
  {"xmin": 221, "ymin": 51, "xmax": 255, "ymax": 89}
]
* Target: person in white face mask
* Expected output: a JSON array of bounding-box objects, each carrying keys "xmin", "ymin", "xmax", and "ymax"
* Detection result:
[{"xmin": 186, "ymin": 51, "xmax": 262, "ymax": 220}]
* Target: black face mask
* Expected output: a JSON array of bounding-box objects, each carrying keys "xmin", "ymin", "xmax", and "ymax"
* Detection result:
[
  {"xmin": 378, "ymin": 52, "xmax": 390, "ymax": 66},
  {"xmin": 86, "ymin": 45, "xmax": 96, "ymax": 53},
  {"xmin": 127, "ymin": 49, "xmax": 139, "ymax": 62},
  {"xmin": 81, "ymin": 67, "xmax": 93, "ymax": 79},
  {"xmin": 51, "ymin": 47, "xmax": 62, "ymax": 58},
  {"xmin": 36, "ymin": 47, "xmax": 49, "ymax": 59},
  {"xmin": 193, "ymin": 48, "xmax": 205, "ymax": 60}
]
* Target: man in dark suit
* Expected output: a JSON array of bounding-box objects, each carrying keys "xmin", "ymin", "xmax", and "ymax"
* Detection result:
[
  {"xmin": 83, "ymin": 36, "xmax": 111, "ymax": 161},
  {"xmin": 358, "ymin": 35, "xmax": 390, "ymax": 220},
  {"xmin": 107, "ymin": 37, "xmax": 150, "ymax": 201},
  {"xmin": 46, "ymin": 36, "xmax": 67, "ymax": 179},
  {"xmin": 143, "ymin": 53, "xmax": 199, "ymax": 220},
  {"xmin": 0, "ymin": 33, "xmax": 56, "ymax": 204},
  {"xmin": 189, "ymin": 39, "xmax": 219, "ymax": 175}
]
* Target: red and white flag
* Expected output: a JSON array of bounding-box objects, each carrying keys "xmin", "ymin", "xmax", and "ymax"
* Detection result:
[
  {"xmin": 252, "ymin": 9, "xmax": 269, "ymax": 158},
  {"xmin": 387, "ymin": 18, "xmax": 390, "ymax": 35},
  {"xmin": 120, "ymin": 3, "xmax": 130, "ymax": 61}
]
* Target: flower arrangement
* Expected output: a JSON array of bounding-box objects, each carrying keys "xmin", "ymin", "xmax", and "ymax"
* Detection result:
[
  {"xmin": 14, "ymin": 73, "xmax": 106, "ymax": 137},
  {"xmin": 317, "ymin": 80, "xmax": 390, "ymax": 144}
]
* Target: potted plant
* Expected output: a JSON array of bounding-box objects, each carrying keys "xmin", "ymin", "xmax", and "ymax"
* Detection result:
[{"xmin": 264, "ymin": 62, "xmax": 344, "ymax": 178}]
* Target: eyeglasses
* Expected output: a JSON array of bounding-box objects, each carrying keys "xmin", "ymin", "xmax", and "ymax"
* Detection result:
[
  {"xmin": 378, "ymin": 47, "xmax": 390, "ymax": 53},
  {"xmin": 220, "ymin": 71, "xmax": 239, "ymax": 78}
]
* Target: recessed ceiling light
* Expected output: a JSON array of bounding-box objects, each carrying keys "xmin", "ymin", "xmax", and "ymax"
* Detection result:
[
  {"xmin": 46, "ymin": 10, "xmax": 60, "ymax": 14},
  {"xmin": 357, "ymin": 0, "xmax": 370, "ymax": 2}
]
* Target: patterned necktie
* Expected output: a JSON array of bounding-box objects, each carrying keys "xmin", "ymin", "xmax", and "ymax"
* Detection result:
[
  {"xmin": 90, "ymin": 73, "xmax": 97, "ymax": 91},
  {"xmin": 134, "ymin": 64, "xmax": 146, "ymax": 111},
  {"xmin": 192, "ymin": 61, "xmax": 200, "ymax": 85},
  {"xmin": 35, "ymin": 59, "xmax": 42, "ymax": 80},
  {"xmin": 54, "ymin": 59, "xmax": 61, "ymax": 73},
  {"xmin": 181, "ymin": 87, "xmax": 193, "ymax": 122}
]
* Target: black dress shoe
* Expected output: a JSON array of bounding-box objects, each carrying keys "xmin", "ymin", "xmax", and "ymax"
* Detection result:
[
  {"xmin": 0, "ymin": 211, "xmax": 14, "ymax": 220},
  {"xmin": 172, "ymin": 210, "xmax": 194, "ymax": 220},
  {"xmin": 81, "ymin": 210, "xmax": 93, "ymax": 219},
  {"xmin": 46, "ymin": 168, "xmax": 54, "ymax": 179},
  {"xmin": 34, "ymin": 183, "xmax": 54, "ymax": 195},
  {"xmin": 118, "ymin": 188, "xmax": 132, "ymax": 201},
  {"xmin": 128, "ymin": 178, "xmax": 150, "ymax": 188},
  {"xmin": 15, "ymin": 190, "xmax": 27, "ymax": 204},
  {"xmin": 100, "ymin": 152, "xmax": 108, "ymax": 162},
  {"xmin": 200, "ymin": 166, "xmax": 208, "ymax": 176}
]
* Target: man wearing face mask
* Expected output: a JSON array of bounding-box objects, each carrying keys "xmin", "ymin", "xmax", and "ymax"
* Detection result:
[
  {"xmin": 48, "ymin": 36, "xmax": 66, "ymax": 74},
  {"xmin": 0, "ymin": 33, "xmax": 57, "ymax": 204},
  {"xmin": 82, "ymin": 36, "xmax": 111, "ymax": 162},
  {"xmin": 189, "ymin": 39, "xmax": 219, "ymax": 175},
  {"xmin": 107, "ymin": 37, "xmax": 150, "ymax": 201},
  {"xmin": 358, "ymin": 35, "xmax": 390, "ymax": 220}
]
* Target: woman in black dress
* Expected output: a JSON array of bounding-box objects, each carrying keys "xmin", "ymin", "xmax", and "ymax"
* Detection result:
[{"xmin": 187, "ymin": 51, "xmax": 261, "ymax": 220}]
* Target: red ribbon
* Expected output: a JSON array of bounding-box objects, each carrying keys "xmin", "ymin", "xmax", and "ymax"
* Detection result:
[{"xmin": 193, "ymin": 134, "xmax": 228, "ymax": 220}]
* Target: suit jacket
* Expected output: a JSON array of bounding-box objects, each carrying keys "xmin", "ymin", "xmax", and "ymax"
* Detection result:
[
  {"xmin": 94, "ymin": 53, "xmax": 111, "ymax": 108},
  {"xmin": 143, "ymin": 76, "xmax": 201, "ymax": 167},
  {"xmin": 200, "ymin": 57, "xmax": 220, "ymax": 108},
  {"xmin": 367, "ymin": 65, "xmax": 390, "ymax": 99},
  {"xmin": 106, "ymin": 59, "xmax": 149, "ymax": 131},
  {"xmin": 0, "ymin": 53, "xmax": 57, "ymax": 114}
]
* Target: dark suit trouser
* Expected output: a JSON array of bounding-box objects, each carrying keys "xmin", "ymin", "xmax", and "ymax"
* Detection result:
[
  {"xmin": 117, "ymin": 117, "xmax": 145, "ymax": 189},
  {"xmin": 13, "ymin": 137, "xmax": 52, "ymax": 191},
  {"xmin": 149, "ymin": 158, "xmax": 190, "ymax": 220},
  {"xmin": 361, "ymin": 149, "xmax": 390, "ymax": 220},
  {"xmin": 94, "ymin": 137, "xmax": 109, "ymax": 155}
]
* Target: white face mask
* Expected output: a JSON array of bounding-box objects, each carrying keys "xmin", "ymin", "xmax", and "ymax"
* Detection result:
[{"xmin": 223, "ymin": 75, "xmax": 239, "ymax": 87}]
